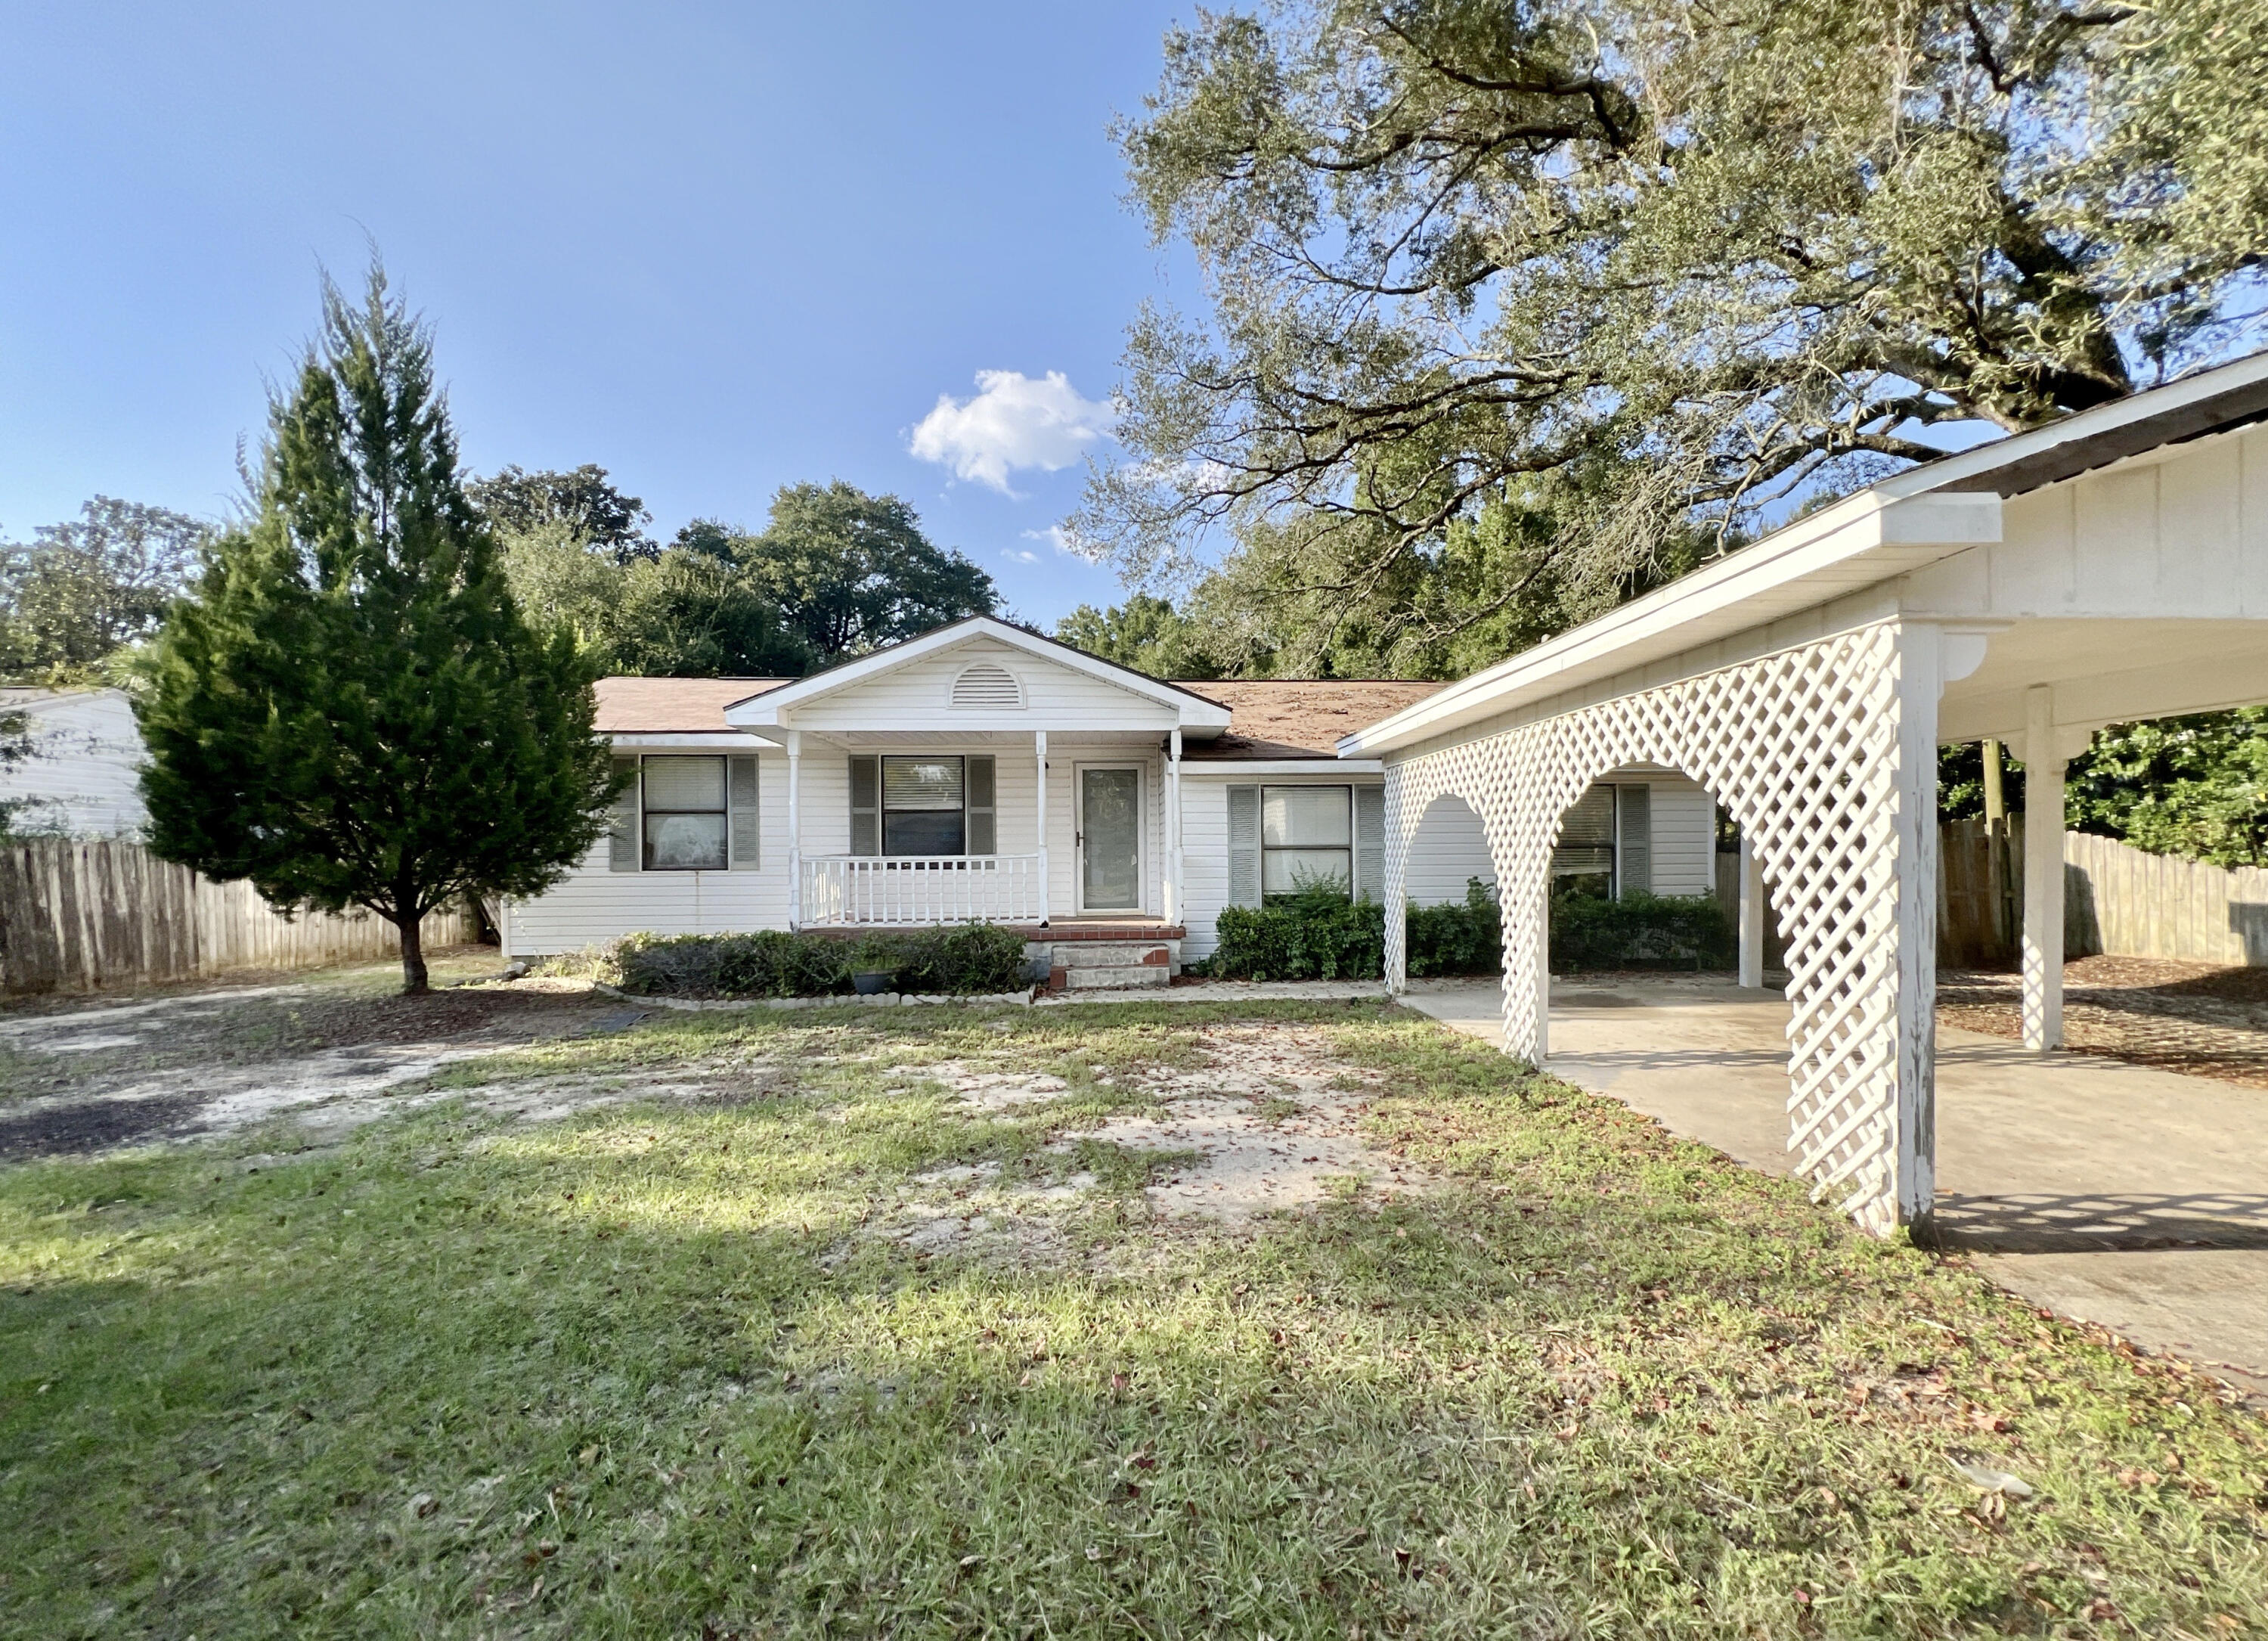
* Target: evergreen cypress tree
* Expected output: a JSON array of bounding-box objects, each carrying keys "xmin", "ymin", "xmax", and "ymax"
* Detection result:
[{"xmin": 138, "ymin": 268, "xmax": 621, "ymax": 994}]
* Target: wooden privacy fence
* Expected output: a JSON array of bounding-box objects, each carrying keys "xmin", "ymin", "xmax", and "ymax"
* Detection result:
[
  {"xmin": 1937, "ymin": 817, "xmax": 2268, "ymax": 969},
  {"xmin": 0, "ymin": 839, "xmax": 474, "ymax": 994}
]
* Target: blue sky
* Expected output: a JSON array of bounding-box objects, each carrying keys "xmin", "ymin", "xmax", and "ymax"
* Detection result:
[{"xmin": 0, "ymin": 2, "xmax": 1197, "ymax": 627}]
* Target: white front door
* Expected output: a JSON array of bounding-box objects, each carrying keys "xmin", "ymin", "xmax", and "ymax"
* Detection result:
[{"xmin": 1077, "ymin": 765, "xmax": 1143, "ymax": 913}]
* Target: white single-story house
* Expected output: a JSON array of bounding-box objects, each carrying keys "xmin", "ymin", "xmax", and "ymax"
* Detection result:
[
  {"xmin": 501, "ymin": 616, "xmax": 1717, "ymax": 984},
  {"xmin": 0, "ymin": 687, "xmax": 147, "ymax": 838}
]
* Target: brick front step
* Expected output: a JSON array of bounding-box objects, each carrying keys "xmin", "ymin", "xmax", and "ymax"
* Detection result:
[{"xmin": 1030, "ymin": 934, "xmax": 1180, "ymax": 992}]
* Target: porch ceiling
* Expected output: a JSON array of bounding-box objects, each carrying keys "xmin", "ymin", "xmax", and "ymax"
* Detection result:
[{"xmin": 1941, "ymin": 618, "xmax": 2268, "ymax": 743}]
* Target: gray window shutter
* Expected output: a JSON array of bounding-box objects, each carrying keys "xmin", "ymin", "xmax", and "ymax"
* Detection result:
[
  {"xmin": 1616, "ymin": 783, "xmax": 1652, "ymax": 898},
  {"xmin": 849, "ymin": 755, "xmax": 879, "ymax": 856},
  {"xmin": 966, "ymin": 755, "xmax": 996, "ymax": 855},
  {"xmin": 608, "ymin": 755, "xmax": 640, "ymax": 872},
  {"xmin": 1227, "ymin": 785, "xmax": 1262, "ymax": 907},
  {"xmin": 729, "ymin": 755, "xmax": 761, "ymax": 870},
  {"xmin": 1354, "ymin": 785, "xmax": 1385, "ymax": 902}
]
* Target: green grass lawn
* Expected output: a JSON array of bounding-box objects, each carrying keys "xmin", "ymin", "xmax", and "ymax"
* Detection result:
[{"xmin": 3, "ymin": 999, "xmax": 2264, "ymax": 1637}]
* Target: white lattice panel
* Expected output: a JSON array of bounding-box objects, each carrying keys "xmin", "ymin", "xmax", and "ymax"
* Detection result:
[{"xmin": 1383, "ymin": 622, "xmax": 1933, "ymax": 1233}]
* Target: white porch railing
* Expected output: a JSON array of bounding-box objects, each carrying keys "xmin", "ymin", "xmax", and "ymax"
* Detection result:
[{"xmin": 800, "ymin": 855, "xmax": 1043, "ymax": 926}]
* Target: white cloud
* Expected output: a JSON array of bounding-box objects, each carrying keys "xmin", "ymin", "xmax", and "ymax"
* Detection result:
[
  {"xmin": 1000, "ymin": 548, "xmax": 1040, "ymax": 565},
  {"xmin": 909, "ymin": 370, "xmax": 1115, "ymax": 495},
  {"xmin": 1021, "ymin": 525, "xmax": 1083, "ymax": 554}
]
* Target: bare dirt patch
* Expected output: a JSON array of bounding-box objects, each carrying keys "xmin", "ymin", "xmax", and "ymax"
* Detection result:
[
  {"xmin": 867, "ymin": 1021, "xmax": 1428, "ymax": 1264},
  {"xmin": 1941, "ymin": 955, "xmax": 2268, "ymax": 1088},
  {"xmin": 0, "ymin": 961, "xmax": 634, "ymax": 1159}
]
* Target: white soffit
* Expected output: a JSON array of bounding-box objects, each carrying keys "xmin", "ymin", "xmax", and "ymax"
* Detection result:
[{"xmin": 1340, "ymin": 348, "xmax": 2268, "ymax": 758}]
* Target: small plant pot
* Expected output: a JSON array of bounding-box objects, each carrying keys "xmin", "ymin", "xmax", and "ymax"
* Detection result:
[{"xmin": 851, "ymin": 971, "xmax": 894, "ymax": 996}]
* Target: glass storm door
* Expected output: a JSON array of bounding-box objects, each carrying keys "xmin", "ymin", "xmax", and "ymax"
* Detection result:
[{"xmin": 1079, "ymin": 768, "xmax": 1142, "ymax": 912}]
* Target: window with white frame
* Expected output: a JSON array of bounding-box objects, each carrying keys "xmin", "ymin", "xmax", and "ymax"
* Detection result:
[
  {"xmin": 1262, "ymin": 785, "xmax": 1351, "ymax": 895},
  {"xmin": 642, "ymin": 756, "xmax": 728, "ymax": 870}
]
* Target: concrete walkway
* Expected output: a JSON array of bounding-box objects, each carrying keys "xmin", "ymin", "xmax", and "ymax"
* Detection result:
[{"xmin": 1400, "ymin": 976, "xmax": 2268, "ymax": 1399}]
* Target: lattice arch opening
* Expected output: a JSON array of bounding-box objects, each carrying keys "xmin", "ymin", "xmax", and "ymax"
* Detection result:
[{"xmin": 1381, "ymin": 622, "xmax": 1932, "ymax": 1234}]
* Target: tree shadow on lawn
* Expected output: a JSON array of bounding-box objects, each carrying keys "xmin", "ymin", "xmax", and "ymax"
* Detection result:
[{"xmin": 5, "ymin": 1015, "xmax": 2267, "ymax": 1639}]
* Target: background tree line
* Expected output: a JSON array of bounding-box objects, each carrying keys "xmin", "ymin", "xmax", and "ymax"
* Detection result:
[{"xmin": 1, "ymin": 473, "xmax": 994, "ymax": 688}]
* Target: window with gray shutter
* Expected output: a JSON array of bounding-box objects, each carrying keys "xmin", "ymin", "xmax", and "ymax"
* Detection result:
[
  {"xmin": 1227, "ymin": 785, "xmax": 1262, "ymax": 907},
  {"xmin": 729, "ymin": 755, "xmax": 761, "ymax": 870},
  {"xmin": 608, "ymin": 755, "xmax": 640, "ymax": 872},
  {"xmin": 1616, "ymin": 783, "xmax": 1653, "ymax": 898},
  {"xmin": 1353, "ymin": 786, "xmax": 1384, "ymax": 902},
  {"xmin": 966, "ymin": 755, "xmax": 996, "ymax": 855},
  {"xmin": 849, "ymin": 755, "xmax": 879, "ymax": 855},
  {"xmin": 1552, "ymin": 784, "xmax": 1614, "ymax": 879}
]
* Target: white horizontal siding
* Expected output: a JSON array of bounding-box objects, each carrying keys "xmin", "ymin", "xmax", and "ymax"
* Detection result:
[
  {"xmin": 506, "ymin": 747, "xmax": 792, "ymax": 955},
  {"xmin": 1405, "ymin": 796, "xmax": 1497, "ymax": 905},
  {"xmin": 792, "ymin": 637, "xmax": 1181, "ymax": 734},
  {"xmin": 1642, "ymin": 776, "xmax": 1715, "ymax": 897},
  {"xmin": 1179, "ymin": 780, "xmax": 1231, "ymax": 957},
  {"xmin": 1176, "ymin": 772, "xmax": 1387, "ymax": 960},
  {"xmin": 0, "ymin": 688, "xmax": 149, "ymax": 838}
]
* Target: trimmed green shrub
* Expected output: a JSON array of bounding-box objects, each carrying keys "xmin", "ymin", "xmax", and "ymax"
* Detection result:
[
  {"xmin": 606, "ymin": 922, "xmax": 1028, "ymax": 999},
  {"xmin": 1211, "ymin": 887, "xmax": 1385, "ymax": 980},
  {"xmin": 1549, "ymin": 881, "xmax": 1733, "ymax": 971},
  {"xmin": 1405, "ymin": 877, "xmax": 1501, "ymax": 976}
]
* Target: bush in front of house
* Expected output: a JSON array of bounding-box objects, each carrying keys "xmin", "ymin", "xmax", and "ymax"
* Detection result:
[
  {"xmin": 600, "ymin": 922, "xmax": 1030, "ymax": 1000},
  {"xmin": 1549, "ymin": 880, "xmax": 1734, "ymax": 971},
  {"xmin": 1405, "ymin": 877, "xmax": 1501, "ymax": 976},
  {"xmin": 1211, "ymin": 886, "xmax": 1387, "ymax": 980}
]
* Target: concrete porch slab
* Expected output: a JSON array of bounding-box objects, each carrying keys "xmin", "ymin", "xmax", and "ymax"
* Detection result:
[{"xmin": 1399, "ymin": 975, "xmax": 2268, "ymax": 1400}]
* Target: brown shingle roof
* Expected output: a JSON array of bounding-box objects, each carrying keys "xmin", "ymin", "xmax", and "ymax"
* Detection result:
[
  {"xmin": 590, "ymin": 672, "xmax": 1442, "ymax": 752},
  {"xmin": 593, "ymin": 677, "xmax": 787, "ymax": 734},
  {"xmin": 1178, "ymin": 679, "xmax": 1447, "ymax": 760}
]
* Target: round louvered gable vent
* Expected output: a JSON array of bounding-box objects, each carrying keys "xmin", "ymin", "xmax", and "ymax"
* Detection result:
[{"xmin": 950, "ymin": 662, "xmax": 1024, "ymax": 709}]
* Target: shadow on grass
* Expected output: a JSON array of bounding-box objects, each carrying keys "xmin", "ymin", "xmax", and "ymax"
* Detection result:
[{"xmin": 4, "ymin": 1007, "xmax": 2266, "ymax": 1639}]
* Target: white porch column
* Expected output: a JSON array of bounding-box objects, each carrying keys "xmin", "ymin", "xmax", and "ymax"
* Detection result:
[
  {"xmin": 1887, "ymin": 620, "xmax": 1942, "ymax": 1228},
  {"xmin": 1165, "ymin": 729, "xmax": 1182, "ymax": 925},
  {"xmin": 1034, "ymin": 730, "xmax": 1049, "ymax": 926},
  {"xmin": 785, "ymin": 729, "xmax": 802, "ymax": 931},
  {"xmin": 2022, "ymin": 684, "xmax": 2066, "ymax": 1053},
  {"xmin": 1737, "ymin": 835, "xmax": 1765, "ymax": 988}
]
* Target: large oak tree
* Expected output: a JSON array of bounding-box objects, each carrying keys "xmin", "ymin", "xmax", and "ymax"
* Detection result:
[{"xmin": 1080, "ymin": 0, "xmax": 2268, "ymax": 674}]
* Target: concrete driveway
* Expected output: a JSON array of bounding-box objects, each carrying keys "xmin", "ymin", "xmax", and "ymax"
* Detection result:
[{"xmin": 1401, "ymin": 976, "xmax": 2268, "ymax": 1400}]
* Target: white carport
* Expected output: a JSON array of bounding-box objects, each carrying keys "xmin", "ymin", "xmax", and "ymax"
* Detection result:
[{"xmin": 1343, "ymin": 352, "xmax": 2268, "ymax": 1235}]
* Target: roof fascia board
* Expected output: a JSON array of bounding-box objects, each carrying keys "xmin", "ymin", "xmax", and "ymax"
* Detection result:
[
  {"xmin": 723, "ymin": 616, "xmax": 1232, "ymax": 729},
  {"xmin": 1340, "ymin": 490, "xmax": 1999, "ymax": 756},
  {"xmin": 1875, "ymin": 350, "xmax": 2268, "ymax": 501},
  {"xmin": 605, "ymin": 732, "xmax": 769, "ymax": 748},
  {"xmin": 1180, "ymin": 758, "xmax": 1385, "ymax": 775}
]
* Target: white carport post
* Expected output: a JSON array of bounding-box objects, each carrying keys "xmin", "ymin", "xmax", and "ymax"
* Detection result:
[
  {"xmin": 2022, "ymin": 685, "xmax": 2065, "ymax": 1052},
  {"xmin": 785, "ymin": 728, "xmax": 802, "ymax": 932},
  {"xmin": 1737, "ymin": 836, "xmax": 1765, "ymax": 989},
  {"xmin": 1034, "ymin": 730, "xmax": 1049, "ymax": 926}
]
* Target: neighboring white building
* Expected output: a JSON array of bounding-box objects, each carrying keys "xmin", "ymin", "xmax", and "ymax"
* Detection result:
[
  {"xmin": 503, "ymin": 617, "xmax": 1719, "ymax": 983},
  {"xmin": 0, "ymin": 687, "xmax": 147, "ymax": 838}
]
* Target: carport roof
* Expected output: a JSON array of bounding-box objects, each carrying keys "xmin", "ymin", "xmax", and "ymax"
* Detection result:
[{"xmin": 1339, "ymin": 349, "xmax": 2268, "ymax": 758}]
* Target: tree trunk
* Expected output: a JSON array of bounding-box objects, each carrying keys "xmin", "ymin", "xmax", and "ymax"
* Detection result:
[{"xmin": 398, "ymin": 908, "xmax": 429, "ymax": 996}]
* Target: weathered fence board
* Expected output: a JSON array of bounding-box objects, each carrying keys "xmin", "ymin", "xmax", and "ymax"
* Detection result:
[
  {"xmin": 2061, "ymin": 829, "xmax": 2268, "ymax": 966},
  {"xmin": 1936, "ymin": 820, "xmax": 2268, "ymax": 969},
  {"xmin": 0, "ymin": 839, "xmax": 474, "ymax": 994}
]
